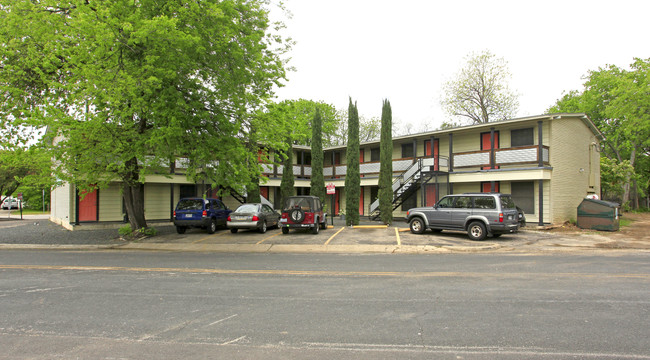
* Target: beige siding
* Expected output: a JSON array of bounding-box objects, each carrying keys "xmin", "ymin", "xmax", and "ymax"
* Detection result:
[
  {"xmin": 548, "ymin": 118, "xmax": 596, "ymax": 223},
  {"xmin": 144, "ymin": 183, "xmax": 171, "ymax": 220},
  {"xmin": 50, "ymin": 183, "xmax": 73, "ymax": 227},
  {"xmin": 99, "ymin": 183, "xmax": 123, "ymax": 221}
]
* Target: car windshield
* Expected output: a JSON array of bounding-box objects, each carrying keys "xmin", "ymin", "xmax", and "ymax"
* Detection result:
[
  {"xmin": 176, "ymin": 199, "xmax": 204, "ymax": 210},
  {"xmin": 500, "ymin": 196, "xmax": 516, "ymax": 209},
  {"xmin": 284, "ymin": 197, "xmax": 313, "ymax": 211},
  {"xmin": 236, "ymin": 204, "xmax": 259, "ymax": 213}
]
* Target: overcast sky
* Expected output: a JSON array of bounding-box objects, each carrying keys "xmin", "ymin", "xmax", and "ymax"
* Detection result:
[{"xmin": 273, "ymin": 0, "xmax": 650, "ymax": 131}]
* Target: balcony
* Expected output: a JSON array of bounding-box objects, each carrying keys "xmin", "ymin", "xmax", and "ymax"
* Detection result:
[
  {"xmin": 262, "ymin": 157, "xmax": 450, "ymax": 179},
  {"xmin": 452, "ymin": 145, "xmax": 549, "ymax": 169}
]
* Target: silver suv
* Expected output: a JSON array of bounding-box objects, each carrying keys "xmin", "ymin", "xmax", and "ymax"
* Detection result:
[{"xmin": 406, "ymin": 193, "xmax": 520, "ymax": 241}]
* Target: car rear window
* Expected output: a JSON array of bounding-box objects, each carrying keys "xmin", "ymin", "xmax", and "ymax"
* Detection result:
[
  {"xmin": 284, "ymin": 197, "xmax": 313, "ymax": 211},
  {"xmin": 176, "ymin": 199, "xmax": 204, "ymax": 210},
  {"xmin": 500, "ymin": 196, "xmax": 516, "ymax": 209},
  {"xmin": 236, "ymin": 204, "xmax": 259, "ymax": 213}
]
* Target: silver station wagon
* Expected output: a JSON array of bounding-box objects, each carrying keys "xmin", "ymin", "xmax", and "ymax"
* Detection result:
[{"xmin": 406, "ymin": 193, "xmax": 520, "ymax": 241}]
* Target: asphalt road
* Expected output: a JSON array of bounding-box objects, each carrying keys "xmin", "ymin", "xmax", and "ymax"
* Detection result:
[{"xmin": 1, "ymin": 250, "xmax": 648, "ymax": 359}]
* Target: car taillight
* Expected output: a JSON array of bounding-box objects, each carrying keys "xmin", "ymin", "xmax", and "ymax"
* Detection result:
[
  {"xmin": 281, "ymin": 213, "xmax": 287, "ymax": 219},
  {"xmin": 499, "ymin": 213, "xmax": 504, "ymax": 222},
  {"xmin": 227, "ymin": 215, "xmax": 231, "ymax": 221},
  {"xmin": 406, "ymin": 211, "xmax": 410, "ymax": 216},
  {"xmin": 202, "ymin": 210, "xmax": 207, "ymax": 217},
  {"xmin": 173, "ymin": 211, "xmax": 176, "ymax": 217},
  {"xmin": 252, "ymin": 215, "xmax": 259, "ymax": 221}
]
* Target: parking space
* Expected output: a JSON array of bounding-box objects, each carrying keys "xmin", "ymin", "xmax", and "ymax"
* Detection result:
[{"xmin": 148, "ymin": 223, "xmax": 530, "ymax": 248}]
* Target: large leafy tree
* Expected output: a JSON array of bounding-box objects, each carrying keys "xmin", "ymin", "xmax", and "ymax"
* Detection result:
[
  {"xmin": 344, "ymin": 98, "xmax": 360, "ymax": 226},
  {"xmin": 309, "ymin": 109, "xmax": 325, "ymax": 204},
  {"xmin": 279, "ymin": 142, "xmax": 294, "ymax": 209},
  {"xmin": 378, "ymin": 99, "xmax": 393, "ymax": 225},
  {"xmin": 0, "ymin": 146, "xmax": 51, "ymax": 205},
  {"xmin": 548, "ymin": 58, "xmax": 650, "ymax": 208},
  {"xmin": 442, "ymin": 50, "xmax": 519, "ymax": 124},
  {"xmin": 325, "ymin": 111, "xmax": 381, "ymax": 146},
  {"xmin": 0, "ymin": 0, "xmax": 290, "ymax": 231}
]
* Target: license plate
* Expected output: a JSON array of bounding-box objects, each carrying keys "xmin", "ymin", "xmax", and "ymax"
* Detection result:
[
  {"xmin": 235, "ymin": 216, "xmax": 247, "ymax": 221},
  {"xmin": 280, "ymin": 218, "xmax": 287, "ymax": 223},
  {"xmin": 185, "ymin": 214, "xmax": 193, "ymax": 218}
]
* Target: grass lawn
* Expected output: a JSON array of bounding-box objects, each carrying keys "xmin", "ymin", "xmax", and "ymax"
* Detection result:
[{"xmin": 5, "ymin": 209, "xmax": 50, "ymax": 216}]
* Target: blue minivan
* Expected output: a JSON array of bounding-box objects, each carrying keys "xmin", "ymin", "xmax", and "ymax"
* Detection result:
[{"xmin": 173, "ymin": 198, "xmax": 232, "ymax": 234}]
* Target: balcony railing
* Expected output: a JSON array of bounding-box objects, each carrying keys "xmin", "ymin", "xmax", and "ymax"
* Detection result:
[
  {"xmin": 263, "ymin": 157, "xmax": 449, "ymax": 179},
  {"xmin": 453, "ymin": 145, "xmax": 549, "ymax": 169}
]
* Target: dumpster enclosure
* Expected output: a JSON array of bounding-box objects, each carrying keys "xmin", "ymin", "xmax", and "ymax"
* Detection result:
[{"xmin": 577, "ymin": 198, "xmax": 620, "ymax": 231}]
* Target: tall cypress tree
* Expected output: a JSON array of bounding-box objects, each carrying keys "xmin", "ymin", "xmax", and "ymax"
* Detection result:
[
  {"xmin": 378, "ymin": 99, "xmax": 393, "ymax": 225},
  {"xmin": 279, "ymin": 141, "xmax": 294, "ymax": 209},
  {"xmin": 310, "ymin": 108, "xmax": 325, "ymax": 204},
  {"xmin": 345, "ymin": 98, "xmax": 360, "ymax": 226}
]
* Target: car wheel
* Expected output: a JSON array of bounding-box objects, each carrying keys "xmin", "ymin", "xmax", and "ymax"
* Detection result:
[
  {"xmin": 207, "ymin": 219, "xmax": 217, "ymax": 234},
  {"xmin": 282, "ymin": 227, "xmax": 289, "ymax": 234},
  {"xmin": 312, "ymin": 222, "xmax": 320, "ymax": 234},
  {"xmin": 176, "ymin": 226, "xmax": 187, "ymax": 234},
  {"xmin": 409, "ymin": 217, "xmax": 425, "ymax": 234},
  {"xmin": 260, "ymin": 221, "xmax": 267, "ymax": 233},
  {"xmin": 468, "ymin": 221, "xmax": 487, "ymax": 241},
  {"xmin": 230, "ymin": 228, "xmax": 238, "ymax": 234},
  {"xmin": 320, "ymin": 220, "xmax": 328, "ymax": 230}
]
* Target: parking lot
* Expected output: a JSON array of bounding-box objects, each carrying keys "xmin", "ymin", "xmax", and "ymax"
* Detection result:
[
  {"xmin": 1, "ymin": 212, "xmax": 649, "ymax": 253},
  {"xmin": 142, "ymin": 221, "xmax": 572, "ymax": 252}
]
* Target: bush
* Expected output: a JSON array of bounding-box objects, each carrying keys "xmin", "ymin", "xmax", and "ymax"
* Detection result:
[
  {"xmin": 118, "ymin": 225, "xmax": 132, "ymax": 237},
  {"xmin": 118, "ymin": 226, "xmax": 156, "ymax": 239}
]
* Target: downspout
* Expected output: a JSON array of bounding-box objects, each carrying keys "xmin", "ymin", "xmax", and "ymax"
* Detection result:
[
  {"xmin": 448, "ymin": 133, "xmax": 453, "ymax": 194},
  {"xmin": 74, "ymin": 185, "xmax": 80, "ymax": 226},
  {"xmin": 538, "ymin": 120, "xmax": 544, "ymax": 226}
]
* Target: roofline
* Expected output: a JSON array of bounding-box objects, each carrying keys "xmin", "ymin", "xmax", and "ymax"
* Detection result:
[{"xmin": 318, "ymin": 113, "xmax": 604, "ymax": 151}]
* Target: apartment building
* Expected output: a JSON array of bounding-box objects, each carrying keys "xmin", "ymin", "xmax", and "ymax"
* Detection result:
[{"xmin": 50, "ymin": 113, "xmax": 602, "ymax": 229}]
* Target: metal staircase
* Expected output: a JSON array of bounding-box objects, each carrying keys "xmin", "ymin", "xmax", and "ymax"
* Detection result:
[
  {"xmin": 369, "ymin": 157, "xmax": 443, "ymax": 220},
  {"xmin": 223, "ymin": 186, "xmax": 273, "ymax": 208}
]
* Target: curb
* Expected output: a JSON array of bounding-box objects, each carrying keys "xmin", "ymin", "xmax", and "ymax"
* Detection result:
[{"xmin": 0, "ymin": 242, "xmax": 502, "ymax": 254}]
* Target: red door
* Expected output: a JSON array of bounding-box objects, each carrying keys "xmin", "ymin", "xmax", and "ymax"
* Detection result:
[
  {"xmin": 335, "ymin": 188, "xmax": 340, "ymax": 215},
  {"xmin": 260, "ymin": 186, "xmax": 269, "ymax": 200},
  {"xmin": 425, "ymin": 184, "xmax": 437, "ymax": 207},
  {"xmin": 481, "ymin": 132, "xmax": 499, "ymax": 169},
  {"xmin": 79, "ymin": 189, "xmax": 98, "ymax": 222},
  {"xmin": 482, "ymin": 182, "xmax": 500, "ymax": 193},
  {"xmin": 424, "ymin": 139, "xmax": 440, "ymax": 170},
  {"xmin": 359, "ymin": 187, "xmax": 364, "ymax": 215}
]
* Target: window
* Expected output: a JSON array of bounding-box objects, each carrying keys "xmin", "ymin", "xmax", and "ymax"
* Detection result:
[
  {"xmin": 436, "ymin": 197, "xmax": 454, "ymax": 208},
  {"xmin": 401, "ymin": 143, "xmax": 414, "ymax": 158},
  {"xmin": 511, "ymin": 128, "xmax": 534, "ymax": 147},
  {"xmin": 452, "ymin": 196, "xmax": 472, "ymax": 209},
  {"xmin": 511, "ymin": 182, "xmax": 534, "ymax": 214},
  {"xmin": 370, "ymin": 147, "xmax": 380, "ymax": 162},
  {"xmin": 473, "ymin": 196, "xmax": 496, "ymax": 209}
]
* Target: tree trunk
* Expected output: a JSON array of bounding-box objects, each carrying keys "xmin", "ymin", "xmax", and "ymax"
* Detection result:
[
  {"xmin": 122, "ymin": 157, "xmax": 148, "ymax": 230},
  {"xmin": 622, "ymin": 147, "xmax": 637, "ymax": 208},
  {"xmin": 122, "ymin": 182, "xmax": 147, "ymax": 230}
]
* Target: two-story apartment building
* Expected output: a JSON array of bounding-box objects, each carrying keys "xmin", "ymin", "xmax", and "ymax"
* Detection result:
[{"xmin": 51, "ymin": 113, "xmax": 602, "ymax": 229}]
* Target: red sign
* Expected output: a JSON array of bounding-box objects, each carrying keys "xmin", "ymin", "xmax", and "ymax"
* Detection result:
[
  {"xmin": 326, "ymin": 183, "xmax": 335, "ymax": 195},
  {"xmin": 17, "ymin": 193, "xmax": 23, "ymax": 201}
]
